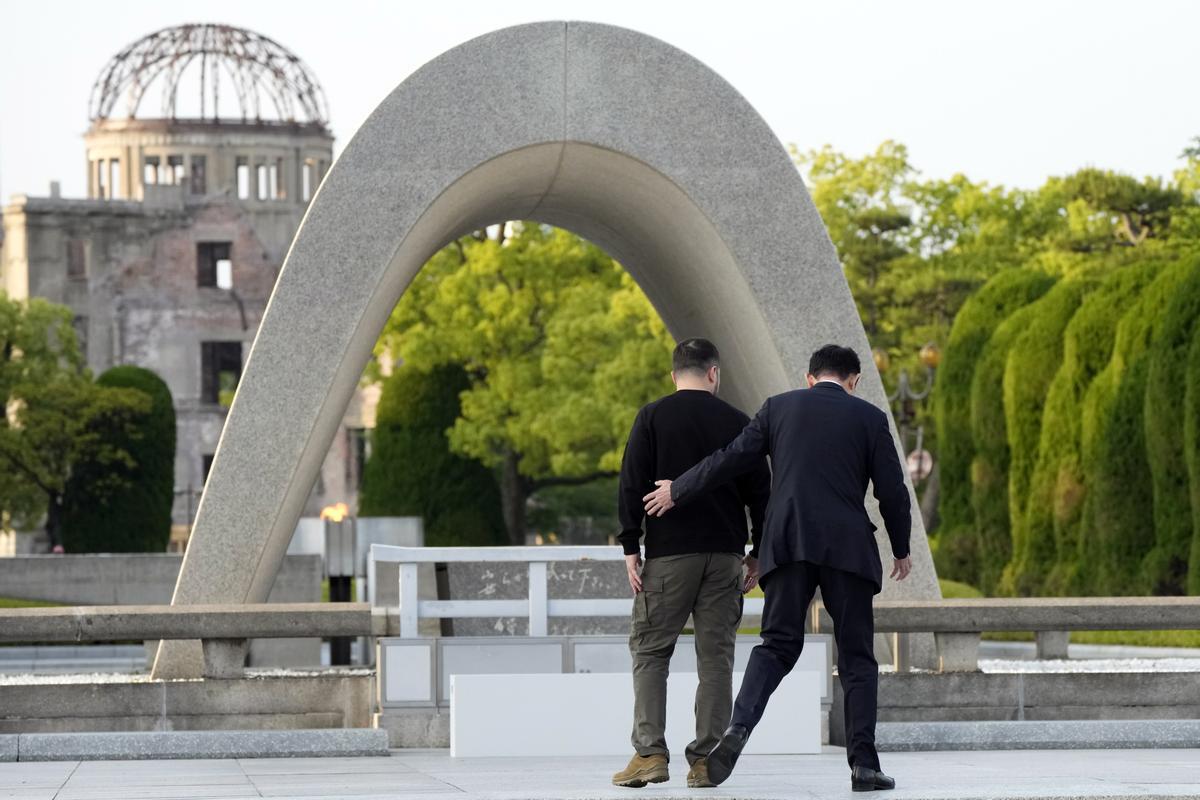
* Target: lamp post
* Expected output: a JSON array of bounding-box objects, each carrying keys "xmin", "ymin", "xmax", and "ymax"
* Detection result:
[{"xmin": 873, "ymin": 343, "xmax": 940, "ymax": 485}]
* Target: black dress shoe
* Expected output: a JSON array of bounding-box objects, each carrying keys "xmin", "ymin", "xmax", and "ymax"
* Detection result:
[
  {"xmin": 851, "ymin": 765, "xmax": 896, "ymax": 791},
  {"xmin": 706, "ymin": 724, "xmax": 749, "ymax": 785}
]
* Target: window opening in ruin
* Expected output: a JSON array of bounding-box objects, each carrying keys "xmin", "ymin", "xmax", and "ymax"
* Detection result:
[
  {"xmin": 236, "ymin": 158, "xmax": 250, "ymax": 199},
  {"xmin": 197, "ymin": 241, "xmax": 232, "ymax": 288},
  {"xmin": 256, "ymin": 164, "xmax": 269, "ymax": 200},
  {"xmin": 108, "ymin": 160, "xmax": 121, "ymax": 199},
  {"xmin": 190, "ymin": 155, "xmax": 207, "ymax": 195},
  {"xmin": 201, "ymin": 341, "xmax": 243, "ymax": 407},
  {"xmin": 302, "ymin": 160, "xmax": 313, "ymax": 201},
  {"xmin": 97, "ymin": 161, "xmax": 108, "ymax": 199},
  {"xmin": 67, "ymin": 239, "xmax": 87, "ymax": 280},
  {"xmin": 144, "ymin": 156, "xmax": 160, "ymax": 186}
]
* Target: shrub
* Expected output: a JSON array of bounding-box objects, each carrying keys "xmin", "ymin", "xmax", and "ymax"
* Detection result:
[
  {"xmin": 1080, "ymin": 259, "xmax": 1193, "ymax": 594},
  {"xmin": 1015, "ymin": 263, "xmax": 1163, "ymax": 595},
  {"xmin": 359, "ymin": 364, "xmax": 506, "ymax": 547},
  {"xmin": 934, "ymin": 268, "xmax": 1054, "ymax": 581},
  {"xmin": 1142, "ymin": 258, "xmax": 1200, "ymax": 594},
  {"xmin": 1186, "ymin": 327, "xmax": 1200, "ymax": 594},
  {"xmin": 969, "ymin": 294, "xmax": 1054, "ymax": 592},
  {"xmin": 60, "ymin": 367, "xmax": 176, "ymax": 553},
  {"xmin": 990, "ymin": 278, "xmax": 1093, "ymax": 594}
]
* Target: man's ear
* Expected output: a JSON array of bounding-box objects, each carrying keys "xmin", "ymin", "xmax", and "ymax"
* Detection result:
[
  {"xmin": 708, "ymin": 365, "xmax": 720, "ymax": 385},
  {"xmin": 805, "ymin": 373, "xmax": 817, "ymax": 388},
  {"xmin": 849, "ymin": 374, "xmax": 861, "ymax": 392},
  {"xmin": 670, "ymin": 370, "xmax": 679, "ymax": 388}
]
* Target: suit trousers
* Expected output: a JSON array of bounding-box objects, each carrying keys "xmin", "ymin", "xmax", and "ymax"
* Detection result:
[
  {"xmin": 629, "ymin": 552, "xmax": 744, "ymax": 765},
  {"xmin": 731, "ymin": 560, "xmax": 880, "ymax": 770}
]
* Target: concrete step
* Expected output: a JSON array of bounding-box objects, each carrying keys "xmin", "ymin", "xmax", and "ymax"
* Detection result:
[
  {"xmin": 4, "ymin": 729, "xmax": 389, "ymax": 762},
  {"xmin": 877, "ymin": 719, "xmax": 1200, "ymax": 751}
]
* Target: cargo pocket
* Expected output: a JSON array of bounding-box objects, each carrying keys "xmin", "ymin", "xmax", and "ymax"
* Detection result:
[{"xmin": 634, "ymin": 576, "xmax": 664, "ymax": 626}]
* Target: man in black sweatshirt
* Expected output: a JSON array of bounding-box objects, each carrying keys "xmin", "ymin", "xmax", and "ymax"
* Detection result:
[
  {"xmin": 643, "ymin": 344, "xmax": 913, "ymax": 793},
  {"xmin": 610, "ymin": 338, "xmax": 770, "ymax": 790}
]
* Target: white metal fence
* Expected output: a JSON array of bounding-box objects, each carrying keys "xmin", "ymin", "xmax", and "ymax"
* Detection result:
[{"xmin": 368, "ymin": 544, "xmax": 766, "ymax": 639}]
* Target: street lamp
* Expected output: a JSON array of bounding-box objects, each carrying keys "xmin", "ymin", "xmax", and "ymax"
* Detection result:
[{"xmin": 873, "ymin": 343, "xmax": 940, "ymax": 483}]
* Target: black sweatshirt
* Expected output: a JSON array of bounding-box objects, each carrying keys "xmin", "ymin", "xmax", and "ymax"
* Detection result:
[{"xmin": 617, "ymin": 389, "xmax": 771, "ymax": 559}]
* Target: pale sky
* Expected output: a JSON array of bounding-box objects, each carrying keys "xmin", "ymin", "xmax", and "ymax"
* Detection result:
[{"xmin": 2, "ymin": 0, "xmax": 1198, "ymax": 201}]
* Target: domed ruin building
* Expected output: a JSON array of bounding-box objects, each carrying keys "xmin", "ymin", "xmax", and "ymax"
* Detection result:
[{"xmin": 1, "ymin": 24, "xmax": 373, "ymax": 549}]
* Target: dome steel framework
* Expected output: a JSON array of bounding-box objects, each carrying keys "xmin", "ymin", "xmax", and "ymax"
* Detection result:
[{"xmin": 89, "ymin": 23, "xmax": 330, "ymax": 125}]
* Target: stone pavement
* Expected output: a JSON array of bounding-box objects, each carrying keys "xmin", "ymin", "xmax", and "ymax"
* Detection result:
[{"xmin": 2, "ymin": 748, "xmax": 1199, "ymax": 799}]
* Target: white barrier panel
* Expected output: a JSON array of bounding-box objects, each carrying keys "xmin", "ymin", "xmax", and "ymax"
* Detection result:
[
  {"xmin": 450, "ymin": 670, "xmax": 820, "ymax": 758},
  {"xmin": 378, "ymin": 634, "xmax": 833, "ymax": 708}
]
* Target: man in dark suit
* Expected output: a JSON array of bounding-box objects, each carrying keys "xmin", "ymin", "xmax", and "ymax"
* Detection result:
[{"xmin": 643, "ymin": 344, "xmax": 912, "ymax": 792}]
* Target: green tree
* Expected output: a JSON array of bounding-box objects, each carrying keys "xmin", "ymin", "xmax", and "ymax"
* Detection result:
[
  {"xmin": 0, "ymin": 376, "xmax": 149, "ymax": 549},
  {"xmin": 1050, "ymin": 169, "xmax": 1183, "ymax": 250},
  {"xmin": 797, "ymin": 141, "xmax": 916, "ymax": 341},
  {"xmin": 359, "ymin": 365, "xmax": 506, "ymax": 546},
  {"xmin": 1013, "ymin": 262, "xmax": 1163, "ymax": 596},
  {"xmin": 933, "ymin": 269, "xmax": 1055, "ymax": 580},
  {"xmin": 1142, "ymin": 259, "xmax": 1200, "ymax": 593},
  {"xmin": 374, "ymin": 225, "xmax": 674, "ymax": 543},
  {"xmin": 60, "ymin": 367, "xmax": 176, "ymax": 553},
  {"xmin": 0, "ymin": 294, "xmax": 150, "ymax": 548},
  {"xmin": 1080, "ymin": 259, "xmax": 1193, "ymax": 593},
  {"xmin": 1, "ymin": 295, "xmax": 85, "ymax": 527}
]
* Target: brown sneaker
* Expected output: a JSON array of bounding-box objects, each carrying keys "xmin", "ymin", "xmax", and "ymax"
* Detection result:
[
  {"xmin": 612, "ymin": 754, "xmax": 670, "ymax": 787},
  {"xmin": 687, "ymin": 758, "xmax": 716, "ymax": 788}
]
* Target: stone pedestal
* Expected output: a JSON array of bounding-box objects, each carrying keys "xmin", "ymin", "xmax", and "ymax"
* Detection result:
[
  {"xmin": 935, "ymin": 632, "xmax": 981, "ymax": 672},
  {"xmin": 1036, "ymin": 630, "xmax": 1070, "ymax": 660}
]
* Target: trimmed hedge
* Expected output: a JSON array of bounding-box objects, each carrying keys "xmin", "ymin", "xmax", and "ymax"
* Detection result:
[
  {"xmin": 1187, "ymin": 326, "xmax": 1200, "ymax": 594},
  {"xmin": 61, "ymin": 366, "xmax": 176, "ymax": 553},
  {"xmin": 1015, "ymin": 263, "xmax": 1163, "ymax": 596},
  {"xmin": 934, "ymin": 268, "xmax": 1054, "ymax": 581},
  {"xmin": 359, "ymin": 364, "xmax": 506, "ymax": 547},
  {"xmin": 1142, "ymin": 258, "xmax": 1200, "ymax": 594},
  {"xmin": 1080, "ymin": 260, "xmax": 1193, "ymax": 594},
  {"xmin": 995, "ymin": 278, "xmax": 1092, "ymax": 595},
  {"xmin": 970, "ymin": 295, "xmax": 1053, "ymax": 592}
]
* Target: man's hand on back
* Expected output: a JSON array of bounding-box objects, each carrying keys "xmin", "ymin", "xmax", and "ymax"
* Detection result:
[
  {"xmin": 625, "ymin": 553, "xmax": 644, "ymax": 595},
  {"xmin": 742, "ymin": 555, "xmax": 759, "ymax": 593},
  {"xmin": 643, "ymin": 480, "xmax": 675, "ymax": 517},
  {"xmin": 890, "ymin": 556, "xmax": 912, "ymax": 581}
]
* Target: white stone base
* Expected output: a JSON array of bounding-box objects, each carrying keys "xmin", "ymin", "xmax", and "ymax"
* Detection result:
[{"xmin": 450, "ymin": 670, "xmax": 820, "ymax": 757}]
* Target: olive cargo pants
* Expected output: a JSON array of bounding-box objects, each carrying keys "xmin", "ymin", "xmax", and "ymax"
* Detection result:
[{"xmin": 629, "ymin": 552, "xmax": 743, "ymax": 765}]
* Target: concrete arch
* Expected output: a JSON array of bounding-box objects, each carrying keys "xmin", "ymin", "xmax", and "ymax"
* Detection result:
[{"xmin": 156, "ymin": 21, "xmax": 938, "ymax": 677}]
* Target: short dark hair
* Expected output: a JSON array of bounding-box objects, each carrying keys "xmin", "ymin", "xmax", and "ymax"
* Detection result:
[
  {"xmin": 808, "ymin": 344, "xmax": 861, "ymax": 380},
  {"xmin": 673, "ymin": 337, "xmax": 720, "ymax": 375}
]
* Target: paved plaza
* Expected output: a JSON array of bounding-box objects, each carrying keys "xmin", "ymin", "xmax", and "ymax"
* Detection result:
[{"xmin": 2, "ymin": 748, "xmax": 1199, "ymax": 800}]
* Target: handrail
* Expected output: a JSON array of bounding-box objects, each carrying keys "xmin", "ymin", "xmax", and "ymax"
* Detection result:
[
  {"xmin": 872, "ymin": 596, "xmax": 1200, "ymax": 632},
  {"xmin": 4, "ymin": 594, "xmax": 1199, "ymax": 675},
  {"xmin": 0, "ymin": 603, "xmax": 376, "ymax": 644},
  {"xmin": 12, "ymin": 596, "xmax": 1196, "ymax": 644},
  {"xmin": 367, "ymin": 544, "xmax": 1200, "ymax": 643},
  {"xmin": 369, "ymin": 544, "xmax": 623, "ymax": 563}
]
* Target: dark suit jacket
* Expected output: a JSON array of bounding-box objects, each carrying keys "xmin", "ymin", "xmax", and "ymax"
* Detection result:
[{"xmin": 671, "ymin": 382, "xmax": 911, "ymax": 593}]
